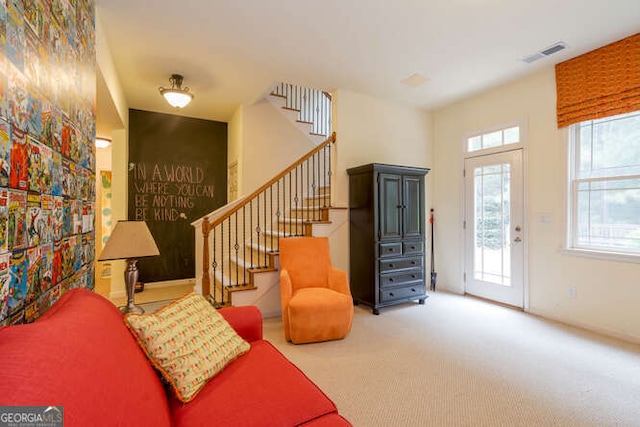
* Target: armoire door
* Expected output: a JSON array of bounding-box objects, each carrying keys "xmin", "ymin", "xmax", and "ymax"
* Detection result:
[
  {"xmin": 378, "ymin": 173, "xmax": 402, "ymax": 240},
  {"xmin": 403, "ymin": 175, "xmax": 424, "ymax": 239}
]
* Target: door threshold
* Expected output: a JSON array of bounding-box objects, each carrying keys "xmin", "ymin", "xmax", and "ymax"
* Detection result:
[{"xmin": 464, "ymin": 293, "xmax": 524, "ymax": 312}]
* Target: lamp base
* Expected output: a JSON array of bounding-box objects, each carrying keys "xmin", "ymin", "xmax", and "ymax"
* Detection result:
[
  {"xmin": 121, "ymin": 259, "xmax": 144, "ymax": 315},
  {"xmin": 119, "ymin": 304, "xmax": 145, "ymax": 315}
]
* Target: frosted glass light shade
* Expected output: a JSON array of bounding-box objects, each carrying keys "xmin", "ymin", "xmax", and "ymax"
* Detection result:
[
  {"xmin": 161, "ymin": 90, "xmax": 193, "ymax": 108},
  {"xmin": 95, "ymin": 138, "xmax": 111, "ymax": 148}
]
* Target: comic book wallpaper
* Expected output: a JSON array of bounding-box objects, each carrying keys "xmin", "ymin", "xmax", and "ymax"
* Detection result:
[{"xmin": 0, "ymin": 0, "xmax": 96, "ymax": 325}]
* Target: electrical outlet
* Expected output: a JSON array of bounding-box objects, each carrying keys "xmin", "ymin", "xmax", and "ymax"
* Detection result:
[{"xmin": 567, "ymin": 287, "xmax": 577, "ymax": 298}]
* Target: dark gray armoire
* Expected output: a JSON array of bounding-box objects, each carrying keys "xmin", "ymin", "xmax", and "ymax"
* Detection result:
[{"xmin": 347, "ymin": 163, "xmax": 430, "ymax": 314}]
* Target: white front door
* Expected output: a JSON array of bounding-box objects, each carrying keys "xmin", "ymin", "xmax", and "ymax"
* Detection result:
[{"xmin": 464, "ymin": 150, "xmax": 524, "ymax": 307}]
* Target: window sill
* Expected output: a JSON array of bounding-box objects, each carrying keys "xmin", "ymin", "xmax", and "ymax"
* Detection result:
[{"xmin": 560, "ymin": 248, "xmax": 640, "ymax": 264}]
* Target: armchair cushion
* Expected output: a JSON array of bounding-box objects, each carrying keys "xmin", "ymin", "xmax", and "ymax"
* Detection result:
[
  {"xmin": 288, "ymin": 288, "xmax": 353, "ymax": 344},
  {"xmin": 280, "ymin": 236, "xmax": 332, "ymax": 290}
]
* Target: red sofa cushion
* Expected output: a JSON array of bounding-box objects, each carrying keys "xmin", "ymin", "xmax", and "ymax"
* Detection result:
[
  {"xmin": 170, "ymin": 340, "xmax": 340, "ymax": 427},
  {"xmin": 218, "ymin": 305, "xmax": 263, "ymax": 342},
  {"xmin": 0, "ymin": 289, "xmax": 172, "ymax": 427}
]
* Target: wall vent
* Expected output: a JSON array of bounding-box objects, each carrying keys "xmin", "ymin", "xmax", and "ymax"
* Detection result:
[{"xmin": 522, "ymin": 42, "xmax": 568, "ymax": 64}]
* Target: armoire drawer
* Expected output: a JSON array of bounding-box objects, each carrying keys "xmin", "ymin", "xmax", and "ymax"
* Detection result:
[
  {"xmin": 379, "ymin": 256, "xmax": 423, "ymax": 273},
  {"xmin": 379, "ymin": 242, "xmax": 402, "ymax": 258},
  {"xmin": 380, "ymin": 270, "xmax": 423, "ymax": 288},
  {"xmin": 402, "ymin": 241, "xmax": 423, "ymax": 255},
  {"xmin": 380, "ymin": 284, "xmax": 426, "ymax": 302}
]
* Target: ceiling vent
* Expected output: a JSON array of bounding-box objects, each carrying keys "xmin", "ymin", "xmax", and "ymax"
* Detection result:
[{"xmin": 522, "ymin": 42, "xmax": 568, "ymax": 64}]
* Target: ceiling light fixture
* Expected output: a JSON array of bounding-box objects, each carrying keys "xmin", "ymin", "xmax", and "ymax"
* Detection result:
[
  {"xmin": 95, "ymin": 137, "xmax": 112, "ymax": 148},
  {"xmin": 159, "ymin": 74, "xmax": 194, "ymax": 108}
]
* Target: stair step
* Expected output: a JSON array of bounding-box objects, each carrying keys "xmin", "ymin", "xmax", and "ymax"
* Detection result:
[
  {"xmin": 228, "ymin": 284, "xmax": 257, "ymax": 293},
  {"xmin": 287, "ymin": 208, "xmax": 328, "ymax": 221}
]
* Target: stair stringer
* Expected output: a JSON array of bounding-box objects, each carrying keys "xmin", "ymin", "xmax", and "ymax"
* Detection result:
[
  {"xmin": 265, "ymin": 92, "xmax": 327, "ymax": 145},
  {"xmin": 227, "ymin": 206, "xmax": 348, "ymax": 318}
]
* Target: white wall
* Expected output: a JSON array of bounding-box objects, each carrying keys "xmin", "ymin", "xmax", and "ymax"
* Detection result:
[
  {"xmin": 241, "ymin": 99, "xmax": 316, "ymax": 195},
  {"xmin": 96, "ymin": 10, "xmax": 129, "ymax": 298},
  {"xmin": 228, "ymin": 106, "xmax": 244, "ymax": 201},
  {"xmin": 332, "ymin": 89, "xmax": 433, "ymax": 272},
  {"xmin": 433, "ymin": 68, "xmax": 640, "ymax": 342}
]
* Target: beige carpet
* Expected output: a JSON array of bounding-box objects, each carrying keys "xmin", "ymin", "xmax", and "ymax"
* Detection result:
[{"xmin": 263, "ymin": 291, "xmax": 640, "ymax": 426}]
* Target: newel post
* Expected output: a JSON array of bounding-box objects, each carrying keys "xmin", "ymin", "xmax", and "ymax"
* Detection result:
[{"xmin": 202, "ymin": 216, "xmax": 211, "ymax": 298}]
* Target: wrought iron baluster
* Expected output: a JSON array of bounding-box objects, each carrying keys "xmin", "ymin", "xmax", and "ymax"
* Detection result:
[
  {"xmin": 250, "ymin": 200, "xmax": 254, "ymax": 269},
  {"xmin": 313, "ymin": 90, "xmax": 317, "ymax": 134},
  {"xmin": 294, "ymin": 165, "xmax": 299, "ymax": 236},
  {"xmin": 255, "ymin": 194, "xmax": 262, "ymax": 269},
  {"xmin": 322, "ymin": 148, "xmax": 327, "ymax": 209},
  {"xmin": 220, "ymin": 221, "xmax": 224, "ymax": 303},
  {"xmin": 234, "ymin": 213, "xmax": 239, "ymax": 286},
  {"xmin": 242, "ymin": 206, "xmax": 246, "ymax": 285},
  {"xmin": 263, "ymin": 191, "xmax": 267, "ymax": 268},
  {"xmin": 327, "ymin": 143, "xmax": 332, "ymax": 207},
  {"xmin": 305, "ymin": 159, "xmax": 309, "ymax": 222},
  {"xmin": 288, "ymin": 171, "xmax": 292, "ymax": 236},
  {"xmin": 276, "ymin": 179, "xmax": 281, "ymax": 252},
  {"xmin": 227, "ymin": 217, "xmax": 232, "ymax": 288},
  {"xmin": 212, "ymin": 228, "xmax": 217, "ymax": 305}
]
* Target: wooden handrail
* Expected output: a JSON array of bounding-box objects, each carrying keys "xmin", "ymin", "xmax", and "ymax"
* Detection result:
[{"xmin": 204, "ymin": 132, "xmax": 336, "ymax": 232}]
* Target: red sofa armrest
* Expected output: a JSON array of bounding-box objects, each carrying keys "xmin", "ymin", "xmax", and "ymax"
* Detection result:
[{"xmin": 218, "ymin": 305, "xmax": 263, "ymax": 342}]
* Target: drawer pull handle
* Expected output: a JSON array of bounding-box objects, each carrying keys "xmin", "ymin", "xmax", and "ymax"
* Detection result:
[
  {"xmin": 389, "ymin": 278, "xmax": 394, "ymax": 282},
  {"xmin": 389, "ymin": 264, "xmax": 394, "ymax": 268},
  {"xmin": 410, "ymin": 246, "xmax": 415, "ymax": 250},
  {"xmin": 388, "ymin": 248, "xmax": 393, "ymax": 251},
  {"xmin": 411, "ymin": 288, "xmax": 416, "ymax": 292},
  {"xmin": 389, "ymin": 293, "xmax": 394, "ymax": 297},
  {"xmin": 411, "ymin": 261, "xmax": 416, "ymax": 265},
  {"xmin": 411, "ymin": 275, "xmax": 416, "ymax": 278}
]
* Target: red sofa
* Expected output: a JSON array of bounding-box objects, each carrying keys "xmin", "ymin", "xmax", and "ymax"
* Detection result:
[{"xmin": 0, "ymin": 289, "xmax": 351, "ymax": 426}]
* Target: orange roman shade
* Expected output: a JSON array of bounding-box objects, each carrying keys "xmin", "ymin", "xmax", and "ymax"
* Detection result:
[{"xmin": 555, "ymin": 32, "xmax": 640, "ymax": 128}]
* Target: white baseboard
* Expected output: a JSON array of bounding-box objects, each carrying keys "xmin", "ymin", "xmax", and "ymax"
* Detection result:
[
  {"xmin": 107, "ymin": 278, "xmax": 195, "ymax": 300},
  {"xmin": 527, "ymin": 308, "xmax": 640, "ymax": 344},
  {"xmin": 144, "ymin": 278, "xmax": 196, "ymax": 290}
]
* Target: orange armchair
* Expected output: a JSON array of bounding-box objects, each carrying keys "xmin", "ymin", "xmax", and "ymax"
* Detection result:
[{"xmin": 279, "ymin": 237, "xmax": 354, "ymax": 344}]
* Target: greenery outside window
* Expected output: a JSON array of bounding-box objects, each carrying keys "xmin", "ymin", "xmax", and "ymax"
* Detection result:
[{"xmin": 568, "ymin": 110, "xmax": 640, "ymax": 256}]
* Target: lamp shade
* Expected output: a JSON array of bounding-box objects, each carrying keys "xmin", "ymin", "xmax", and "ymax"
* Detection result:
[
  {"xmin": 98, "ymin": 221, "xmax": 160, "ymax": 261},
  {"xmin": 162, "ymin": 91, "xmax": 193, "ymax": 108}
]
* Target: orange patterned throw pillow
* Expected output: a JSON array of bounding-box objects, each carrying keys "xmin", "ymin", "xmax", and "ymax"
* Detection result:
[{"xmin": 125, "ymin": 292, "xmax": 250, "ymax": 402}]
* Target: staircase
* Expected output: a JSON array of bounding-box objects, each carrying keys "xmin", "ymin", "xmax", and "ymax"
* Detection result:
[
  {"xmin": 266, "ymin": 82, "xmax": 332, "ymax": 145},
  {"xmin": 192, "ymin": 83, "xmax": 342, "ymax": 317}
]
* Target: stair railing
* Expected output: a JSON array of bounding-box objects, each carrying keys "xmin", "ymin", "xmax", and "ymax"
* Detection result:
[
  {"xmin": 200, "ymin": 132, "xmax": 336, "ymax": 307},
  {"xmin": 271, "ymin": 82, "xmax": 332, "ymax": 138}
]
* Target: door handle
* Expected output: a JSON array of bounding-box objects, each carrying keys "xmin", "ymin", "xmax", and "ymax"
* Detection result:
[{"xmin": 514, "ymin": 236, "xmax": 522, "ymax": 243}]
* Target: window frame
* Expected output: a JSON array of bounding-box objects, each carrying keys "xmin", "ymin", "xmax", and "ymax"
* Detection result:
[
  {"xmin": 463, "ymin": 119, "xmax": 526, "ymax": 158},
  {"xmin": 564, "ymin": 111, "xmax": 640, "ymax": 263}
]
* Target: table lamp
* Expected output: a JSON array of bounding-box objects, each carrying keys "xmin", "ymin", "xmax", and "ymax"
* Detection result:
[{"xmin": 98, "ymin": 220, "xmax": 160, "ymax": 314}]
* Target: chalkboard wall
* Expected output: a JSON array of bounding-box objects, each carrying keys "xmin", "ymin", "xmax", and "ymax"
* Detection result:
[{"xmin": 128, "ymin": 109, "xmax": 227, "ymax": 283}]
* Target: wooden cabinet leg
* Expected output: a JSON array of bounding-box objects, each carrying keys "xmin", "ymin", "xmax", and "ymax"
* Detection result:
[
  {"xmin": 418, "ymin": 298, "xmax": 426, "ymax": 305},
  {"xmin": 372, "ymin": 308, "xmax": 380, "ymax": 315}
]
